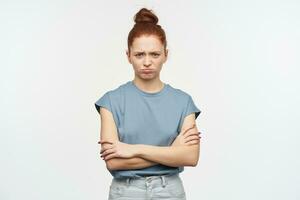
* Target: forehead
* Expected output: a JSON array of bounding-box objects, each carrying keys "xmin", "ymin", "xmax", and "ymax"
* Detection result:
[{"xmin": 131, "ymin": 35, "xmax": 164, "ymax": 52}]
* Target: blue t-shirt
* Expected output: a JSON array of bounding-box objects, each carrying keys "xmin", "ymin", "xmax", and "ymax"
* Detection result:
[{"xmin": 94, "ymin": 80, "xmax": 201, "ymax": 178}]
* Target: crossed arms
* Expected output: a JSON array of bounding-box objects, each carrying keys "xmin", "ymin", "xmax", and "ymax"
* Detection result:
[{"xmin": 98, "ymin": 107, "xmax": 201, "ymax": 171}]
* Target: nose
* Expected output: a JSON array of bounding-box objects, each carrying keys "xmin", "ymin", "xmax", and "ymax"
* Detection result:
[{"xmin": 143, "ymin": 55, "xmax": 152, "ymax": 67}]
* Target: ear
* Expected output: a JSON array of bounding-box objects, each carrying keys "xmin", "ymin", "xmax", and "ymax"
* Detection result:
[
  {"xmin": 164, "ymin": 49, "xmax": 168, "ymax": 63},
  {"xmin": 126, "ymin": 50, "xmax": 132, "ymax": 64}
]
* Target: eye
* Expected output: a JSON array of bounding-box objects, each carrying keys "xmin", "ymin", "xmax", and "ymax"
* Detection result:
[
  {"xmin": 135, "ymin": 53, "xmax": 143, "ymax": 58},
  {"xmin": 152, "ymin": 53, "xmax": 160, "ymax": 57}
]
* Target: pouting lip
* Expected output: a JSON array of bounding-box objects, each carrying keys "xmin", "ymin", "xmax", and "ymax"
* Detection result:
[
  {"xmin": 142, "ymin": 71, "xmax": 154, "ymax": 74},
  {"xmin": 141, "ymin": 70, "xmax": 154, "ymax": 73}
]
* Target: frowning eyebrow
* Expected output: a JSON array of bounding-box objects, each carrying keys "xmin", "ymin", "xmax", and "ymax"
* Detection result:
[{"xmin": 133, "ymin": 51, "xmax": 162, "ymax": 54}]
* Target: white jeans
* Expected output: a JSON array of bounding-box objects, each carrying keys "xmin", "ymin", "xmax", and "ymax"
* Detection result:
[{"xmin": 108, "ymin": 173, "xmax": 186, "ymax": 200}]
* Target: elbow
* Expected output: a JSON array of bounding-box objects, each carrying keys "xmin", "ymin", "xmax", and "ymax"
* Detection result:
[
  {"xmin": 183, "ymin": 157, "xmax": 199, "ymax": 167},
  {"xmin": 188, "ymin": 154, "xmax": 200, "ymax": 167},
  {"xmin": 105, "ymin": 160, "xmax": 116, "ymax": 171},
  {"xmin": 190, "ymin": 158, "xmax": 199, "ymax": 167},
  {"xmin": 105, "ymin": 158, "xmax": 126, "ymax": 171},
  {"xmin": 189, "ymin": 145, "xmax": 200, "ymax": 167}
]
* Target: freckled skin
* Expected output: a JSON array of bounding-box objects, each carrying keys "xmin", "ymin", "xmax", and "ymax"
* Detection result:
[{"xmin": 126, "ymin": 35, "xmax": 168, "ymax": 84}]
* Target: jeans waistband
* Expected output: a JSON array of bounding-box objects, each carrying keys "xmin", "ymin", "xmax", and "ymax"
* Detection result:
[{"xmin": 112, "ymin": 173, "xmax": 179, "ymax": 188}]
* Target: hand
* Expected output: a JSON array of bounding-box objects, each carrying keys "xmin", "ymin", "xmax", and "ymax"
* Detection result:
[
  {"xmin": 171, "ymin": 124, "xmax": 202, "ymax": 146},
  {"xmin": 99, "ymin": 140, "xmax": 137, "ymax": 161}
]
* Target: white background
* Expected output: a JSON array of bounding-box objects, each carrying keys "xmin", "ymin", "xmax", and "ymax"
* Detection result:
[{"xmin": 1, "ymin": 0, "xmax": 299, "ymax": 199}]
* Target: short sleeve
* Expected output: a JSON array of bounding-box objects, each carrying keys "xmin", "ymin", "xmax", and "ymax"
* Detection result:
[
  {"xmin": 178, "ymin": 95, "xmax": 202, "ymax": 133},
  {"xmin": 185, "ymin": 95, "xmax": 201, "ymax": 120},
  {"xmin": 94, "ymin": 91, "xmax": 112, "ymax": 114}
]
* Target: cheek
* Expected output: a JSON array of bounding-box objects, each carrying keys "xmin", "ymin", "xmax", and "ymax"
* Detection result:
[
  {"xmin": 156, "ymin": 57, "xmax": 166, "ymax": 64},
  {"xmin": 132, "ymin": 60, "xmax": 142, "ymax": 66},
  {"xmin": 155, "ymin": 60, "xmax": 165, "ymax": 68},
  {"xmin": 132, "ymin": 65, "xmax": 141, "ymax": 73}
]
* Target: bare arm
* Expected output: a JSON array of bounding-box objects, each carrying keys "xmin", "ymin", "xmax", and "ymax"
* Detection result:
[
  {"xmin": 98, "ymin": 107, "xmax": 158, "ymax": 170},
  {"xmin": 100, "ymin": 112, "xmax": 200, "ymax": 168},
  {"xmin": 134, "ymin": 143, "xmax": 199, "ymax": 167},
  {"xmin": 134, "ymin": 113, "xmax": 200, "ymax": 167},
  {"xmin": 102, "ymin": 157, "xmax": 158, "ymax": 171}
]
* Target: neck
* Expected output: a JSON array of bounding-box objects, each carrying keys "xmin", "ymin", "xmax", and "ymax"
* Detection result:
[{"xmin": 132, "ymin": 78, "xmax": 164, "ymax": 93}]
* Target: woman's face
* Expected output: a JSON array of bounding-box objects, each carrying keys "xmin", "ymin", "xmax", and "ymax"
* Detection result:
[{"xmin": 126, "ymin": 35, "xmax": 168, "ymax": 81}]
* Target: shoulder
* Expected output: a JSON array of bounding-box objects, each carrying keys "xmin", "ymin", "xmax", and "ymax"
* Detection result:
[
  {"xmin": 95, "ymin": 81, "xmax": 129, "ymax": 108},
  {"xmin": 101, "ymin": 81, "xmax": 129, "ymax": 100},
  {"xmin": 167, "ymin": 83, "xmax": 192, "ymax": 102},
  {"xmin": 95, "ymin": 82, "xmax": 129, "ymax": 116}
]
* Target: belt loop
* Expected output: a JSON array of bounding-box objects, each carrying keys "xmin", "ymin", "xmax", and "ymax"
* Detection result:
[
  {"xmin": 161, "ymin": 176, "xmax": 166, "ymax": 188},
  {"xmin": 126, "ymin": 178, "xmax": 131, "ymax": 186}
]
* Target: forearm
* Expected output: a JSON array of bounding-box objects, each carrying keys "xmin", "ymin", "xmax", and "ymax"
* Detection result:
[
  {"xmin": 106, "ymin": 157, "xmax": 159, "ymax": 171},
  {"xmin": 134, "ymin": 144, "xmax": 199, "ymax": 167}
]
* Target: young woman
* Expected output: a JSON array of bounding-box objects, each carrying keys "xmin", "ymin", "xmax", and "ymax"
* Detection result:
[{"xmin": 95, "ymin": 8, "xmax": 202, "ymax": 200}]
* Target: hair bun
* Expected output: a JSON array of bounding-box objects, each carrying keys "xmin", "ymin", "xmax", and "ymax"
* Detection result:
[{"xmin": 134, "ymin": 8, "xmax": 158, "ymax": 25}]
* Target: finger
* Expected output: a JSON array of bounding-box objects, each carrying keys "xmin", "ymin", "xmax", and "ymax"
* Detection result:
[
  {"xmin": 98, "ymin": 140, "xmax": 114, "ymax": 145},
  {"xmin": 184, "ymin": 131, "xmax": 200, "ymax": 139},
  {"xmin": 184, "ymin": 135, "xmax": 199, "ymax": 142},
  {"xmin": 104, "ymin": 153, "xmax": 118, "ymax": 161},
  {"xmin": 182, "ymin": 124, "xmax": 196, "ymax": 136},
  {"xmin": 184, "ymin": 128, "xmax": 198, "ymax": 137},
  {"xmin": 101, "ymin": 148, "xmax": 115, "ymax": 157},
  {"xmin": 98, "ymin": 140, "xmax": 108, "ymax": 144},
  {"xmin": 186, "ymin": 139, "xmax": 200, "ymax": 145},
  {"xmin": 100, "ymin": 145, "xmax": 114, "ymax": 154},
  {"xmin": 100, "ymin": 145, "xmax": 114, "ymax": 153},
  {"xmin": 184, "ymin": 135, "xmax": 200, "ymax": 143}
]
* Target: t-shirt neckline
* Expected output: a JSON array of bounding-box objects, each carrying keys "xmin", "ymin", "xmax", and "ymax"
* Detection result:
[{"xmin": 129, "ymin": 80, "xmax": 168, "ymax": 97}]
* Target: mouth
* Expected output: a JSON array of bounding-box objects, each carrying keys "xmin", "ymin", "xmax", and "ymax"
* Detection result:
[{"xmin": 141, "ymin": 70, "xmax": 154, "ymax": 74}]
